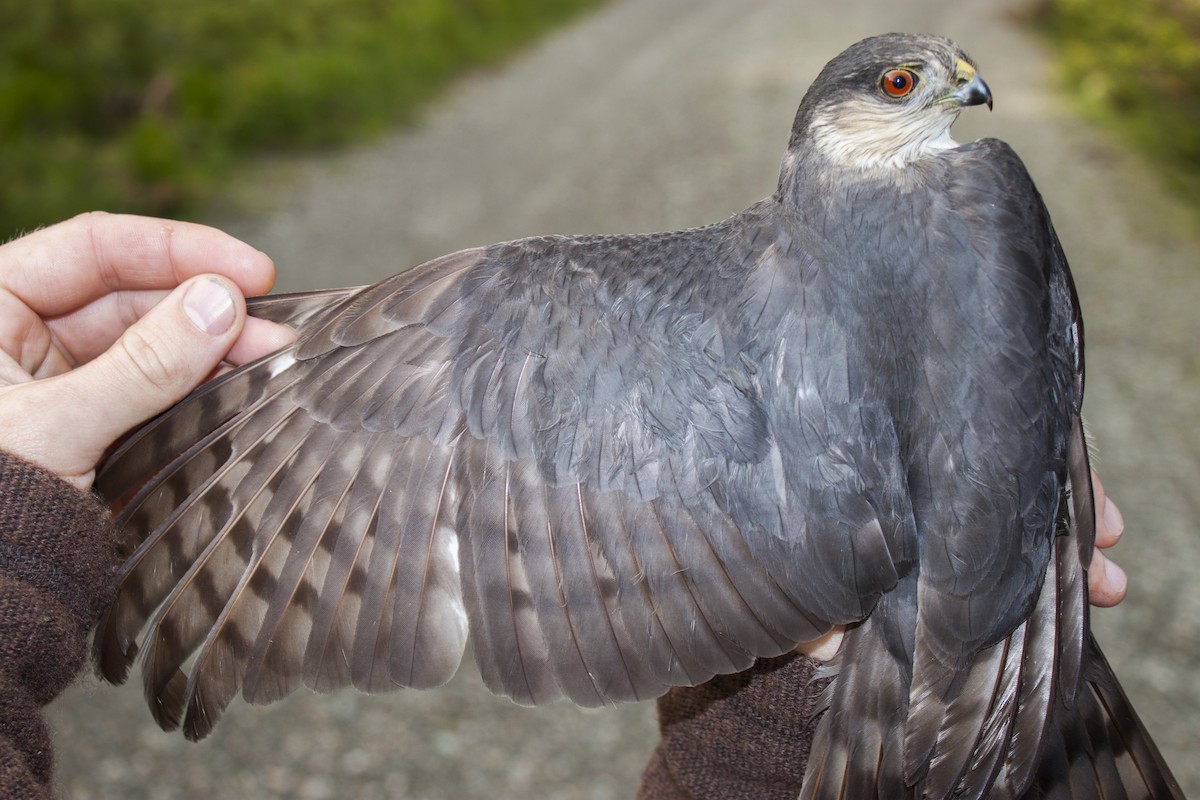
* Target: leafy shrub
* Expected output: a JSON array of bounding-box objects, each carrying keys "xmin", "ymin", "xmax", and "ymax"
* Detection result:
[
  {"xmin": 1031, "ymin": 0, "xmax": 1200, "ymax": 204},
  {"xmin": 0, "ymin": 0, "xmax": 605, "ymax": 240}
]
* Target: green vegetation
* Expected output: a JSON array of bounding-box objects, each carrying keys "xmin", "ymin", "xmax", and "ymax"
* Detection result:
[
  {"xmin": 0, "ymin": 0, "xmax": 605, "ymax": 240},
  {"xmin": 1031, "ymin": 0, "xmax": 1200, "ymax": 205}
]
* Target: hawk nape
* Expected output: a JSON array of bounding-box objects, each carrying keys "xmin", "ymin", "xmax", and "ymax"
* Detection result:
[{"xmin": 94, "ymin": 33, "xmax": 1183, "ymax": 799}]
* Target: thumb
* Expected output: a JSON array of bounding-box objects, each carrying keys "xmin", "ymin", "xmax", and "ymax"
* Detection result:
[
  {"xmin": 81, "ymin": 275, "xmax": 245, "ymax": 430},
  {"xmin": 0, "ymin": 276, "xmax": 246, "ymax": 487}
]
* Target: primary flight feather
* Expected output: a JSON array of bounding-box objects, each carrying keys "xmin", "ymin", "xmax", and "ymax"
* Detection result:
[{"xmin": 94, "ymin": 33, "xmax": 1183, "ymax": 798}]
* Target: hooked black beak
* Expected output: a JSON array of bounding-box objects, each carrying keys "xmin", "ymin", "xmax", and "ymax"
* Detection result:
[{"xmin": 954, "ymin": 73, "xmax": 993, "ymax": 110}]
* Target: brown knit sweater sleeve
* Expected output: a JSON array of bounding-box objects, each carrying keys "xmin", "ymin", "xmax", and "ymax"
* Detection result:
[
  {"xmin": 0, "ymin": 451, "xmax": 120, "ymax": 800},
  {"xmin": 637, "ymin": 651, "xmax": 829, "ymax": 800}
]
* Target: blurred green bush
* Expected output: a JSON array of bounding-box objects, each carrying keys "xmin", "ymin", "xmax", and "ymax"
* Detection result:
[
  {"xmin": 0, "ymin": 0, "xmax": 604, "ymax": 240},
  {"xmin": 1032, "ymin": 0, "xmax": 1200, "ymax": 205}
]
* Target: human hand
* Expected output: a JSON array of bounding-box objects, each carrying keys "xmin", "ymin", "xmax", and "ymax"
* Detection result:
[
  {"xmin": 0, "ymin": 212, "xmax": 296, "ymax": 491},
  {"xmin": 798, "ymin": 468, "xmax": 1130, "ymax": 661},
  {"xmin": 1088, "ymin": 472, "xmax": 1127, "ymax": 607}
]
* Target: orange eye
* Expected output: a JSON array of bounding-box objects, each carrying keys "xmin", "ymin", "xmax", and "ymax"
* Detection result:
[{"xmin": 880, "ymin": 69, "xmax": 919, "ymax": 98}]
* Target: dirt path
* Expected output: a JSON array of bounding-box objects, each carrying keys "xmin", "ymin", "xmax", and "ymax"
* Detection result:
[{"xmin": 49, "ymin": 0, "xmax": 1199, "ymax": 796}]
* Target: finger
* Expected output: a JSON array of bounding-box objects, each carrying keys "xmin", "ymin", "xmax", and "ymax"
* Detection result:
[
  {"xmin": 0, "ymin": 276, "xmax": 246, "ymax": 488},
  {"xmin": 31, "ymin": 289, "xmax": 172, "ymax": 373},
  {"xmin": 794, "ymin": 626, "xmax": 845, "ymax": 662},
  {"xmin": 0, "ymin": 349, "xmax": 32, "ymax": 386},
  {"xmin": 0, "ymin": 212, "xmax": 275, "ymax": 317},
  {"xmin": 46, "ymin": 292, "xmax": 297, "ymax": 370},
  {"xmin": 1088, "ymin": 550, "xmax": 1128, "ymax": 608},
  {"xmin": 1091, "ymin": 471, "xmax": 1124, "ymax": 549},
  {"xmin": 225, "ymin": 316, "xmax": 299, "ymax": 367},
  {"xmin": 0, "ymin": 283, "xmax": 55, "ymax": 376},
  {"xmin": 72, "ymin": 275, "xmax": 246, "ymax": 443}
]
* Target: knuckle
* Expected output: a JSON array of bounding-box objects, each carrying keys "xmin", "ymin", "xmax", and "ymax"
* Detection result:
[{"xmin": 113, "ymin": 327, "xmax": 182, "ymax": 395}]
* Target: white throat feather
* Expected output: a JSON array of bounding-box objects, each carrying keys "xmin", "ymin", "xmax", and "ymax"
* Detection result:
[{"xmin": 806, "ymin": 99, "xmax": 961, "ymax": 174}]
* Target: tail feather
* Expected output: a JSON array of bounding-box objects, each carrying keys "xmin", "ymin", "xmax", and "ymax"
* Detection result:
[
  {"xmin": 798, "ymin": 541, "xmax": 1183, "ymax": 798},
  {"xmin": 1026, "ymin": 635, "xmax": 1185, "ymax": 799},
  {"xmin": 801, "ymin": 580, "xmax": 916, "ymax": 800}
]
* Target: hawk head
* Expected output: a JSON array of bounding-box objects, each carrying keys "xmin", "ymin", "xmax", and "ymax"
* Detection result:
[{"xmin": 785, "ymin": 33, "xmax": 992, "ymax": 176}]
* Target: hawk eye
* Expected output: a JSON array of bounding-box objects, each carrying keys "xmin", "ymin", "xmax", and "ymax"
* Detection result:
[{"xmin": 880, "ymin": 69, "xmax": 919, "ymax": 98}]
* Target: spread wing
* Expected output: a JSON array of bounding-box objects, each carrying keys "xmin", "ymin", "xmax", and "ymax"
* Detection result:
[{"xmin": 94, "ymin": 215, "xmax": 902, "ymax": 740}]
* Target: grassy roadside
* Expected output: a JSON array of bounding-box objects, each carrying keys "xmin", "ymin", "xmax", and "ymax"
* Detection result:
[
  {"xmin": 0, "ymin": 0, "xmax": 607, "ymax": 242},
  {"xmin": 1029, "ymin": 0, "xmax": 1200, "ymax": 207}
]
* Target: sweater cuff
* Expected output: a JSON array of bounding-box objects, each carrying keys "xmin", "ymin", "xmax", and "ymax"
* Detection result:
[{"xmin": 0, "ymin": 450, "xmax": 120, "ymax": 629}]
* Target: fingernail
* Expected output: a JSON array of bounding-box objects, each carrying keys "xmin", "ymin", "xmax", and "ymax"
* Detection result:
[
  {"xmin": 183, "ymin": 278, "xmax": 235, "ymax": 335},
  {"xmin": 1103, "ymin": 498, "xmax": 1124, "ymax": 539}
]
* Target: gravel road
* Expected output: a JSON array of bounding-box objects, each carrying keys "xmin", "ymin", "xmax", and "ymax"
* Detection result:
[{"xmin": 48, "ymin": 0, "xmax": 1200, "ymax": 797}]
